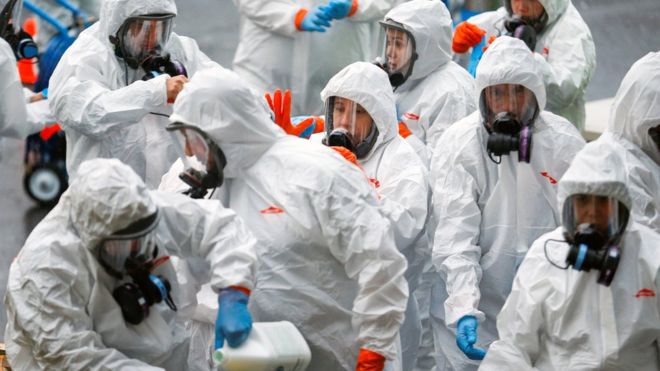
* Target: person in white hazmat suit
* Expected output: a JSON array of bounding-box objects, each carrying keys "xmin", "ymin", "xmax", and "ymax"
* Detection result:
[
  {"xmin": 0, "ymin": 0, "xmax": 55, "ymax": 154},
  {"xmin": 452, "ymin": 0, "xmax": 595, "ymax": 130},
  {"xmin": 161, "ymin": 67, "xmax": 409, "ymax": 371},
  {"xmin": 430, "ymin": 36, "xmax": 585, "ymax": 370},
  {"xmin": 48, "ymin": 0, "xmax": 218, "ymax": 187},
  {"xmin": 232, "ymin": 0, "xmax": 400, "ymax": 115},
  {"xmin": 4, "ymin": 158, "xmax": 259, "ymax": 371},
  {"xmin": 377, "ymin": 3, "xmax": 477, "ymax": 368},
  {"xmin": 480, "ymin": 137, "xmax": 660, "ymax": 370},
  {"xmin": 309, "ymin": 61, "xmax": 429, "ymax": 370},
  {"xmin": 378, "ymin": 0, "xmax": 476, "ymax": 164},
  {"xmin": 563, "ymin": 52, "xmax": 659, "ymax": 233}
]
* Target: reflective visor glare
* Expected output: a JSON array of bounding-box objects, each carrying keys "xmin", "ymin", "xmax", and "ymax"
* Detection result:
[
  {"xmin": 564, "ymin": 194, "xmax": 621, "ymax": 238},
  {"xmin": 382, "ymin": 27, "xmax": 413, "ymax": 75},
  {"xmin": 100, "ymin": 233, "xmax": 155, "ymax": 271},
  {"xmin": 327, "ymin": 97, "xmax": 373, "ymax": 147},
  {"xmin": 483, "ymin": 84, "xmax": 535, "ymax": 119},
  {"xmin": 121, "ymin": 17, "xmax": 173, "ymax": 59},
  {"xmin": 11, "ymin": 0, "xmax": 22, "ymax": 32}
]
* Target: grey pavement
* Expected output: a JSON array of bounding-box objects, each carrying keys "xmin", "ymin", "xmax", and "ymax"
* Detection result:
[{"xmin": 1, "ymin": 0, "xmax": 659, "ymax": 340}]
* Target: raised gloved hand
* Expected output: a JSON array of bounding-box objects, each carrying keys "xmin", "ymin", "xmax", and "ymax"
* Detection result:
[
  {"xmin": 298, "ymin": 7, "xmax": 332, "ymax": 32},
  {"xmin": 318, "ymin": 0, "xmax": 354, "ymax": 21},
  {"xmin": 215, "ymin": 287, "xmax": 252, "ymax": 349},
  {"xmin": 265, "ymin": 89, "xmax": 317, "ymax": 138},
  {"xmin": 356, "ymin": 348, "xmax": 386, "ymax": 371},
  {"xmin": 452, "ymin": 22, "xmax": 486, "ymax": 54},
  {"xmin": 456, "ymin": 315, "xmax": 487, "ymax": 360},
  {"xmin": 398, "ymin": 121, "xmax": 412, "ymax": 138}
]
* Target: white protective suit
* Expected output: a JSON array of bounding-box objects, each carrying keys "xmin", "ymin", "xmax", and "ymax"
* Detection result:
[
  {"xmin": 383, "ymin": 3, "xmax": 477, "ymax": 368},
  {"xmin": 166, "ymin": 68, "xmax": 409, "ymax": 371},
  {"xmin": 48, "ymin": 0, "xmax": 218, "ymax": 187},
  {"xmin": 481, "ymin": 140, "xmax": 660, "ymax": 370},
  {"xmin": 319, "ymin": 61, "xmax": 429, "ymax": 370},
  {"xmin": 430, "ymin": 37, "xmax": 585, "ymax": 370},
  {"xmin": 463, "ymin": 0, "xmax": 595, "ymax": 130},
  {"xmin": 0, "ymin": 38, "xmax": 54, "ymax": 139},
  {"xmin": 4, "ymin": 158, "xmax": 258, "ymax": 371},
  {"xmin": 386, "ymin": 0, "xmax": 476, "ymax": 163},
  {"xmin": 232, "ymin": 0, "xmax": 398, "ymax": 115}
]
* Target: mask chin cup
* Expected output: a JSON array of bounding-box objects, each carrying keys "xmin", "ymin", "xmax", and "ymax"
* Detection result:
[
  {"xmin": 325, "ymin": 129, "xmax": 357, "ymax": 154},
  {"xmin": 564, "ymin": 224, "xmax": 621, "ymax": 286},
  {"xmin": 389, "ymin": 71, "xmax": 406, "ymax": 88}
]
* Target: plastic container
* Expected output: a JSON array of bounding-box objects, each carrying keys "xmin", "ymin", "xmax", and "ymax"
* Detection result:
[{"xmin": 213, "ymin": 321, "xmax": 311, "ymax": 371}]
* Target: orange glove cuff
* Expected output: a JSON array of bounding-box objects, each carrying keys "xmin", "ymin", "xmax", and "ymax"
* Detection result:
[
  {"xmin": 348, "ymin": 0, "xmax": 359, "ymax": 17},
  {"xmin": 356, "ymin": 348, "xmax": 386, "ymax": 371},
  {"xmin": 312, "ymin": 116, "xmax": 325, "ymax": 134},
  {"xmin": 228, "ymin": 286, "xmax": 251, "ymax": 296},
  {"xmin": 398, "ymin": 122, "xmax": 412, "ymax": 138},
  {"xmin": 294, "ymin": 8, "xmax": 309, "ymax": 31}
]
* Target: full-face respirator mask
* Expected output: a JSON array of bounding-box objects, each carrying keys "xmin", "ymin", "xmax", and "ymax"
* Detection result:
[
  {"xmin": 98, "ymin": 212, "xmax": 177, "ymax": 325},
  {"xmin": 322, "ymin": 96, "xmax": 379, "ymax": 159}
]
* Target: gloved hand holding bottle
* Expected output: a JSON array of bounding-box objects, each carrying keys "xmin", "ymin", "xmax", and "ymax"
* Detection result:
[
  {"xmin": 456, "ymin": 315, "xmax": 487, "ymax": 360},
  {"xmin": 318, "ymin": 0, "xmax": 355, "ymax": 21},
  {"xmin": 265, "ymin": 89, "xmax": 318, "ymax": 138},
  {"xmin": 215, "ymin": 287, "xmax": 253, "ymax": 349},
  {"xmin": 452, "ymin": 22, "xmax": 486, "ymax": 54},
  {"xmin": 356, "ymin": 348, "xmax": 386, "ymax": 371}
]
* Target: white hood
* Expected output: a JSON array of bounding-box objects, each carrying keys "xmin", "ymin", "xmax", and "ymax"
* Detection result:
[
  {"xmin": 608, "ymin": 51, "xmax": 660, "ymax": 166},
  {"xmin": 558, "ymin": 146, "xmax": 632, "ymax": 223},
  {"xmin": 65, "ymin": 158, "xmax": 158, "ymax": 248},
  {"xmin": 476, "ymin": 36, "xmax": 547, "ymax": 115},
  {"xmin": 383, "ymin": 0, "xmax": 452, "ymax": 82},
  {"xmin": 320, "ymin": 62, "xmax": 398, "ymax": 161},
  {"xmin": 170, "ymin": 67, "xmax": 284, "ymax": 178},
  {"xmin": 98, "ymin": 0, "xmax": 177, "ymax": 41}
]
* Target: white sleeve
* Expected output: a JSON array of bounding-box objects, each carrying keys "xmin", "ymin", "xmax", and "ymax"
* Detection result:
[
  {"xmin": 232, "ymin": 0, "xmax": 301, "ymax": 37},
  {"xmin": 534, "ymin": 7, "xmax": 596, "ymax": 116},
  {"xmin": 480, "ymin": 239, "xmax": 550, "ymax": 370},
  {"xmin": 153, "ymin": 192, "xmax": 257, "ymax": 292},
  {"xmin": 348, "ymin": 0, "xmax": 396, "ymax": 22},
  {"xmin": 5, "ymin": 251, "xmax": 164, "ymax": 370},
  {"xmin": 318, "ymin": 171, "xmax": 409, "ymax": 360},
  {"xmin": 0, "ymin": 42, "xmax": 29, "ymax": 139},
  {"xmin": 48, "ymin": 52, "xmax": 169, "ymax": 139},
  {"xmin": 431, "ymin": 143, "xmax": 485, "ymax": 327}
]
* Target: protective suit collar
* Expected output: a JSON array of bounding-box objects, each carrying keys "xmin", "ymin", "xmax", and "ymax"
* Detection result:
[
  {"xmin": 504, "ymin": 0, "xmax": 568, "ymax": 27},
  {"xmin": 99, "ymin": 0, "xmax": 177, "ymax": 42},
  {"xmin": 320, "ymin": 62, "xmax": 398, "ymax": 162},
  {"xmin": 608, "ymin": 51, "xmax": 660, "ymax": 166},
  {"xmin": 383, "ymin": 0, "xmax": 452, "ymax": 83},
  {"xmin": 170, "ymin": 68, "xmax": 284, "ymax": 178},
  {"xmin": 66, "ymin": 158, "xmax": 158, "ymax": 249},
  {"xmin": 476, "ymin": 36, "xmax": 547, "ymax": 116},
  {"xmin": 558, "ymin": 146, "xmax": 633, "ymax": 222}
]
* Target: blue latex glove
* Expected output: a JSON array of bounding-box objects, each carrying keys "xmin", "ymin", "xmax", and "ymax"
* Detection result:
[
  {"xmin": 456, "ymin": 315, "xmax": 487, "ymax": 360},
  {"xmin": 215, "ymin": 288, "xmax": 252, "ymax": 349},
  {"xmin": 291, "ymin": 116, "xmax": 317, "ymax": 139},
  {"xmin": 318, "ymin": 0, "xmax": 353, "ymax": 20},
  {"xmin": 300, "ymin": 8, "xmax": 332, "ymax": 32}
]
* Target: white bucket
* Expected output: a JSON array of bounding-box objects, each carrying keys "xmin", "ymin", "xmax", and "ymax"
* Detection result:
[{"xmin": 213, "ymin": 321, "xmax": 311, "ymax": 371}]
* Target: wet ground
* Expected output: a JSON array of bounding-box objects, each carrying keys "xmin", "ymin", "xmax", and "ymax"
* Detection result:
[{"xmin": 1, "ymin": 0, "xmax": 659, "ymax": 339}]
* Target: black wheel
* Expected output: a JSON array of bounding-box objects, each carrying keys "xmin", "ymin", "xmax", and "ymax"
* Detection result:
[{"xmin": 23, "ymin": 164, "xmax": 67, "ymax": 207}]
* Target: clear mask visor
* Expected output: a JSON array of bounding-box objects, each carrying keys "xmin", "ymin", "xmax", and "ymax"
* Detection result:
[
  {"xmin": 325, "ymin": 96, "xmax": 374, "ymax": 149},
  {"xmin": 562, "ymin": 194, "xmax": 626, "ymax": 244},
  {"xmin": 380, "ymin": 26, "xmax": 414, "ymax": 79},
  {"xmin": 1, "ymin": 0, "xmax": 22, "ymax": 33},
  {"xmin": 98, "ymin": 215, "xmax": 159, "ymax": 274},
  {"xmin": 120, "ymin": 14, "xmax": 174, "ymax": 64},
  {"xmin": 482, "ymin": 84, "xmax": 538, "ymax": 130}
]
